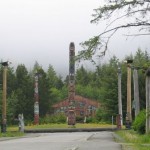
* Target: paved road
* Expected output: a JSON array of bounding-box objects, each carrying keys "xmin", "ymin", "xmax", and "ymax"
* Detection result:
[{"xmin": 0, "ymin": 131, "xmax": 121, "ymax": 150}]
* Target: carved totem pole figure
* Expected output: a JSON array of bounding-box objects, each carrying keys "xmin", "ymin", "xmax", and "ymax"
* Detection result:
[
  {"xmin": 68, "ymin": 42, "xmax": 76, "ymax": 125},
  {"xmin": 34, "ymin": 73, "xmax": 39, "ymax": 125}
]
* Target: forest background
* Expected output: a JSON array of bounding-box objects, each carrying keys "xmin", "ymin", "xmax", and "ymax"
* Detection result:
[{"xmin": 0, "ymin": 48, "xmax": 149, "ymax": 125}]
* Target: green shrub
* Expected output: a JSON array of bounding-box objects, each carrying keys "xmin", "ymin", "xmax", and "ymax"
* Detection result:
[
  {"xmin": 133, "ymin": 109, "xmax": 146, "ymax": 134},
  {"xmin": 39, "ymin": 113, "xmax": 67, "ymax": 124},
  {"xmin": 54, "ymin": 113, "xmax": 66, "ymax": 123},
  {"xmin": 76, "ymin": 116, "xmax": 84, "ymax": 123},
  {"xmin": 95, "ymin": 108, "xmax": 112, "ymax": 123},
  {"xmin": 86, "ymin": 117, "xmax": 98, "ymax": 123}
]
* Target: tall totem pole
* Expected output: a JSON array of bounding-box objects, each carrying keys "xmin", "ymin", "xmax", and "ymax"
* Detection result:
[
  {"xmin": 1, "ymin": 61, "xmax": 9, "ymax": 133},
  {"xmin": 126, "ymin": 59, "xmax": 133, "ymax": 129},
  {"xmin": 68, "ymin": 42, "xmax": 76, "ymax": 125},
  {"xmin": 34, "ymin": 72, "xmax": 39, "ymax": 125}
]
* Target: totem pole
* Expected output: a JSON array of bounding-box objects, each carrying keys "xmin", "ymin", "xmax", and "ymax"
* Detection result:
[
  {"xmin": 68, "ymin": 42, "xmax": 76, "ymax": 125},
  {"xmin": 1, "ymin": 61, "xmax": 9, "ymax": 133},
  {"xmin": 34, "ymin": 72, "xmax": 39, "ymax": 125},
  {"xmin": 126, "ymin": 59, "xmax": 133, "ymax": 129},
  {"xmin": 146, "ymin": 68, "xmax": 150, "ymax": 133}
]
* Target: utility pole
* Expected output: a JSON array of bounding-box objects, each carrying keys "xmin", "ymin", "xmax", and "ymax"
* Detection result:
[
  {"xmin": 133, "ymin": 68, "xmax": 140, "ymax": 117},
  {"xmin": 126, "ymin": 59, "xmax": 133, "ymax": 129},
  {"xmin": 34, "ymin": 72, "xmax": 40, "ymax": 125},
  {"xmin": 68, "ymin": 42, "xmax": 76, "ymax": 126},
  {"xmin": 1, "ymin": 61, "xmax": 9, "ymax": 133},
  {"xmin": 118, "ymin": 64, "xmax": 123, "ymax": 126},
  {"xmin": 146, "ymin": 68, "xmax": 150, "ymax": 133}
]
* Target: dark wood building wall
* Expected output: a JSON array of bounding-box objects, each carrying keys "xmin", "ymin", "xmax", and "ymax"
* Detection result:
[{"xmin": 52, "ymin": 95, "xmax": 100, "ymax": 117}]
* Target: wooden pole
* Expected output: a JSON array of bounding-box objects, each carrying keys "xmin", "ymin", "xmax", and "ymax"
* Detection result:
[
  {"xmin": 133, "ymin": 69, "xmax": 140, "ymax": 117},
  {"xmin": 127, "ymin": 64, "xmax": 132, "ymax": 122},
  {"xmin": 146, "ymin": 68, "xmax": 150, "ymax": 133},
  {"xmin": 68, "ymin": 42, "xmax": 76, "ymax": 125},
  {"xmin": 34, "ymin": 73, "xmax": 39, "ymax": 125},
  {"xmin": 126, "ymin": 60, "xmax": 133, "ymax": 129},
  {"xmin": 118, "ymin": 66, "xmax": 123, "ymax": 126},
  {"xmin": 1, "ymin": 65, "xmax": 8, "ymax": 133}
]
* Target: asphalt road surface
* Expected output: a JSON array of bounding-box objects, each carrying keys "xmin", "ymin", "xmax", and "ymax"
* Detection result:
[{"xmin": 0, "ymin": 131, "xmax": 121, "ymax": 150}]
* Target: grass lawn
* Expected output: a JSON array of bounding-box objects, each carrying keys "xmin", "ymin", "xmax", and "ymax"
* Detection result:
[
  {"xmin": 115, "ymin": 130, "xmax": 150, "ymax": 150},
  {"xmin": 0, "ymin": 131, "xmax": 24, "ymax": 137},
  {"xmin": 0, "ymin": 123, "xmax": 115, "ymax": 137},
  {"xmin": 25, "ymin": 123, "xmax": 116, "ymax": 129}
]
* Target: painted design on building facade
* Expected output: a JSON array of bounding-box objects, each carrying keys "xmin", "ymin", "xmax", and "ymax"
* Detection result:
[{"xmin": 53, "ymin": 95, "xmax": 100, "ymax": 118}]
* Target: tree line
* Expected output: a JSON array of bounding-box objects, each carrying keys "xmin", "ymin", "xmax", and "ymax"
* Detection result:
[
  {"xmin": 0, "ymin": 62, "xmax": 66, "ymax": 124},
  {"xmin": 0, "ymin": 49, "xmax": 149, "ymax": 124}
]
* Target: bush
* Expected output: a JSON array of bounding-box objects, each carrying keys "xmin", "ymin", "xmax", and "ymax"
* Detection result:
[
  {"xmin": 39, "ymin": 113, "xmax": 67, "ymax": 124},
  {"xmin": 76, "ymin": 116, "xmax": 84, "ymax": 123},
  {"xmin": 96, "ymin": 108, "xmax": 112, "ymax": 123},
  {"xmin": 86, "ymin": 117, "xmax": 98, "ymax": 123},
  {"xmin": 54, "ymin": 113, "xmax": 66, "ymax": 123},
  {"xmin": 133, "ymin": 109, "xmax": 146, "ymax": 134}
]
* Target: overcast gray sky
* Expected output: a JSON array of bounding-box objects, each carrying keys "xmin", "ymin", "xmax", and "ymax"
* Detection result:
[{"xmin": 0, "ymin": 0, "xmax": 150, "ymax": 76}]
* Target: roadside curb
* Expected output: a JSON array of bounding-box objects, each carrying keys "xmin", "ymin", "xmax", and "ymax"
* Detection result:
[
  {"xmin": 0, "ymin": 137, "xmax": 18, "ymax": 142},
  {"xmin": 112, "ymin": 133, "xmax": 134, "ymax": 150},
  {"xmin": 24, "ymin": 127, "xmax": 118, "ymax": 133},
  {"xmin": 0, "ymin": 133, "xmax": 41, "ymax": 142},
  {"xmin": 112, "ymin": 132, "xmax": 125, "ymax": 143}
]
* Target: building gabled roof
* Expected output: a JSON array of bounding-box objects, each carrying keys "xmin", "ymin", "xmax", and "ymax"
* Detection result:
[{"xmin": 52, "ymin": 95, "xmax": 100, "ymax": 108}]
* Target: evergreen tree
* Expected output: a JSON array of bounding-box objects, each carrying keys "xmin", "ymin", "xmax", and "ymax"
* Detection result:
[
  {"xmin": 15, "ymin": 64, "xmax": 34, "ymax": 120},
  {"xmin": 34, "ymin": 67, "xmax": 49, "ymax": 116},
  {"xmin": 76, "ymin": 65, "xmax": 89, "ymax": 86},
  {"xmin": 47, "ymin": 65, "xmax": 58, "ymax": 88}
]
